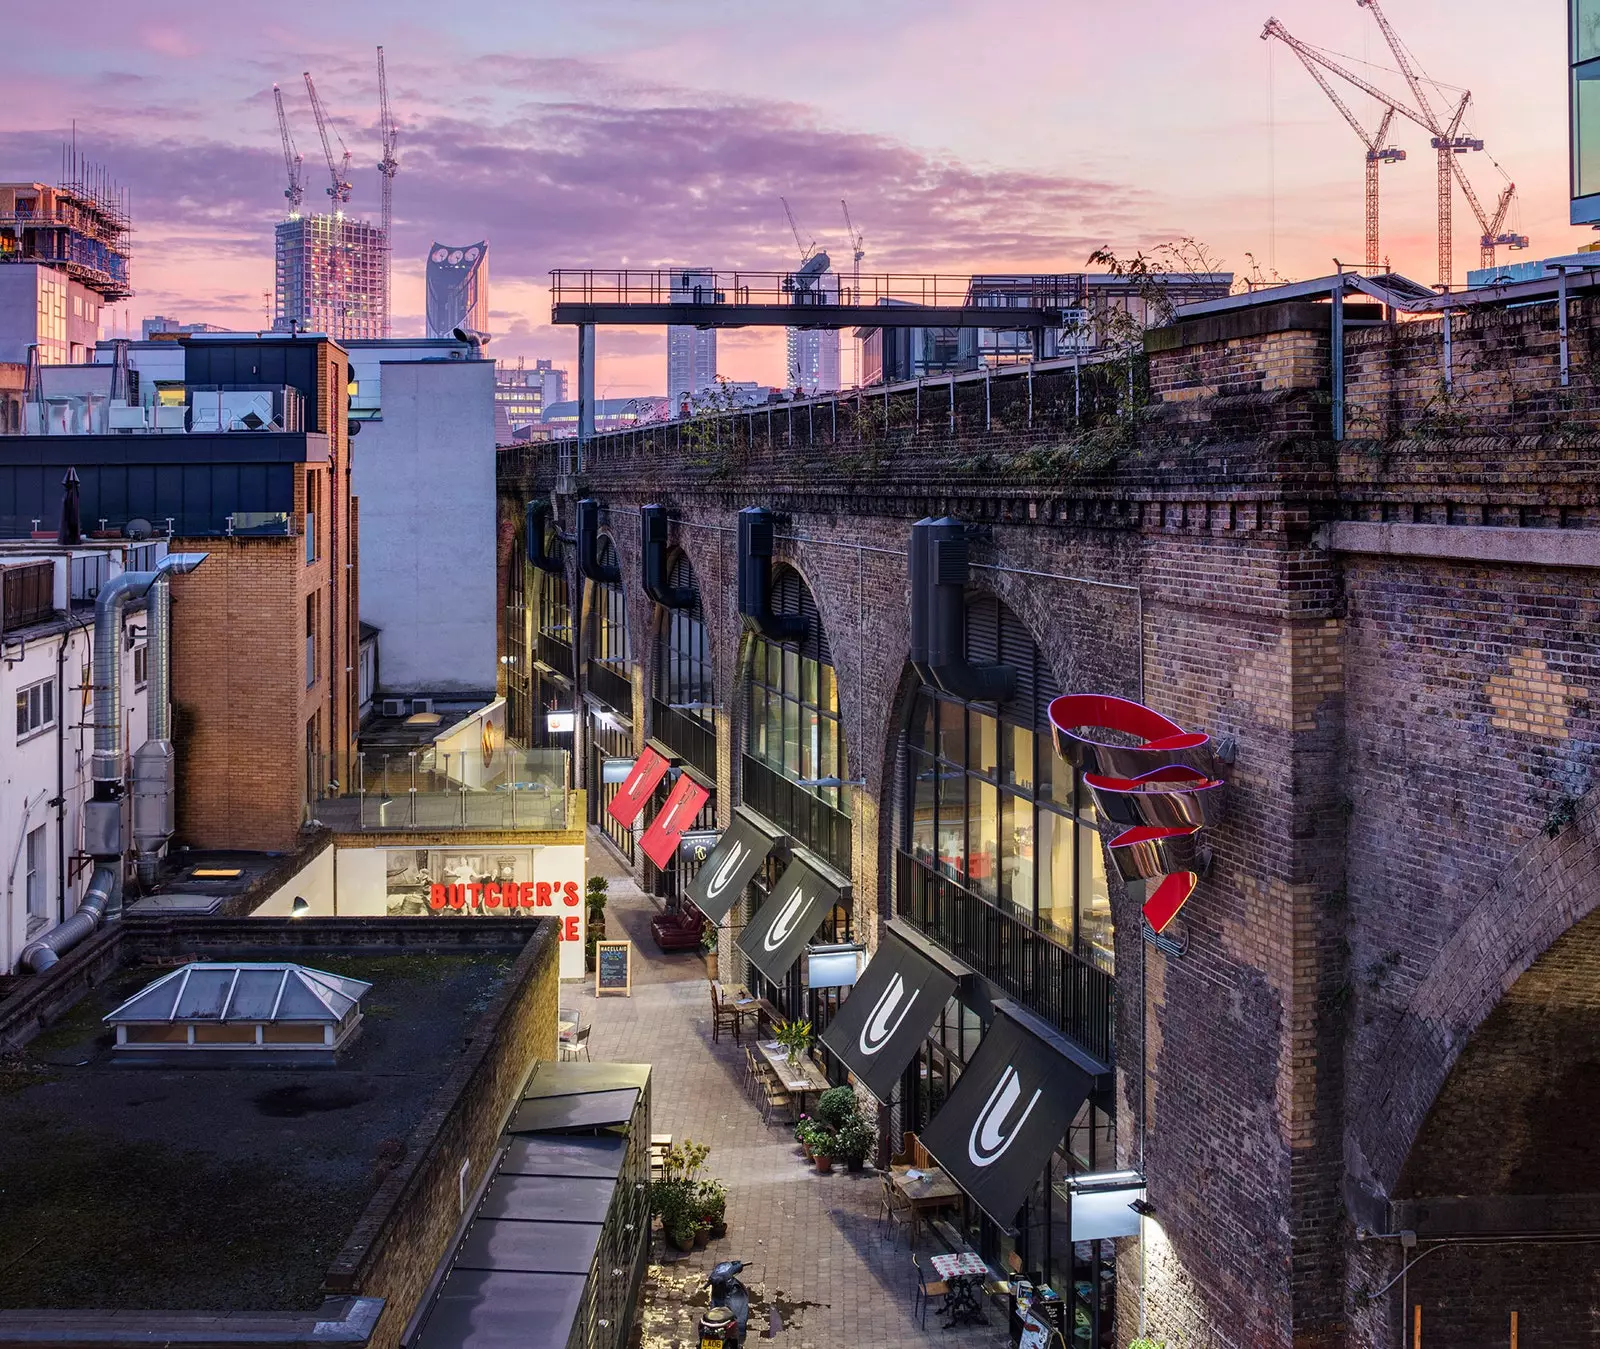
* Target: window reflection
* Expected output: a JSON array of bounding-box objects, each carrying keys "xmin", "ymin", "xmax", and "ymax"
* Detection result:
[{"xmin": 747, "ymin": 630, "xmax": 847, "ymax": 809}]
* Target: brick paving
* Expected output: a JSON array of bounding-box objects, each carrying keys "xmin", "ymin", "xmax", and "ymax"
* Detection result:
[{"xmin": 578, "ymin": 838, "xmax": 1008, "ymax": 1348}]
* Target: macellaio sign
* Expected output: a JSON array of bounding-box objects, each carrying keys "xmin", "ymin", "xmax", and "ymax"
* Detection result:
[{"xmin": 429, "ymin": 879, "xmax": 584, "ymax": 942}]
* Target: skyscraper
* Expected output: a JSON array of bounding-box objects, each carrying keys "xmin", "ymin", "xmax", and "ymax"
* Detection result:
[
  {"xmin": 785, "ymin": 328, "xmax": 841, "ymax": 396},
  {"xmin": 425, "ymin": 242, "xmax": 490, "ymax": 338},
  {"xmin": 274, "ymin": 214, "xmax": 387, "ymax": 341},
  {"xmin": 666, "ymin": 267, "xmax": 717, "ymax": 411}
]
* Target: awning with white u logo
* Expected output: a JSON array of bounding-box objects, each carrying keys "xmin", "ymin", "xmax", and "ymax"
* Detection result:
[
  {"xmin": 684, "ymin": 811, "xmax": 780, "ymax": 925},
  {"xmin": 918, "ymin": 1010, "xmax": 1095, "ymax": 1229},
  {"xmin": 736, "ymin": 856, "xmax": 839, "ymax": 984},
  {"xmin": 819, "ymin": 930, "xmax": 958, "ymax": 1105}
]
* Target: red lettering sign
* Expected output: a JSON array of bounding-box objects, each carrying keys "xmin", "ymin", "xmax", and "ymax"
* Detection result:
[
  {"xmin": 563, "ymin": 915, "xmax": 580, "ymax": 942},
  {"xmin": 520, "ymin": 881, "xmax": 536, "ymax": 908},
  {"xmin": 430, "ymin": 884, "xmax": 446, "ymax": 910},
  {"xmin": 605, "ymin": 747, "xmax": 670, "ymax": 828},
  {"xmin": 562, "ymin": 881, "xmax": 580, "ymax": 907},
  {"xmin": 640, "ymin": 774, "xmax": 710, "ymax": 869}
]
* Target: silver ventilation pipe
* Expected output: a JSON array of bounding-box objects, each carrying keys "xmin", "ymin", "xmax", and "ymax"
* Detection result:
[
  {"xmin": 134, "ymin": 573, "xmax": 174, "ymax": 886},
  {"xmin": 20, "ymin": 552, "xmax": 207, "ymax": 974}
]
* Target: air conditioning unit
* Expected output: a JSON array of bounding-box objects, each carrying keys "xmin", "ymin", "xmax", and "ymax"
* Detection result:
[
  {"xmin": 381, "ymin": 698, "xmax": 408, "ymax": 717},
  {"xmin": 410, "ymin": 697, "xmax": 434, "ymax": 715}
]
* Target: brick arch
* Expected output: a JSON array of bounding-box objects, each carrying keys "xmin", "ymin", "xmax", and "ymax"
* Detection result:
[{"xmin": 1346, "ymin": 787, "xmax": 1600, "ymax": 1204}]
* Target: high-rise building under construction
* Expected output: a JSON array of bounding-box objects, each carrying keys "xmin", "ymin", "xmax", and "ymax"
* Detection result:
[
  {"xmin": 274, "ymin": 214, "xmax": 387, "ymax": 341},
  {"xmin": 425, "ymin": 241, "xmax": 489, "ymax": 338}
]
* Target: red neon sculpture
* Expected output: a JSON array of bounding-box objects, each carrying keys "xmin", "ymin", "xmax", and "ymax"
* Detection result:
[{"xmin": 1048, "ymin": 693, "xmax": 1224, "ymax": 938}]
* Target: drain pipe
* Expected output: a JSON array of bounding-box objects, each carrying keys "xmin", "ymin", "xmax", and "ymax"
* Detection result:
[
  {"xmin": 134, "ymin": 572, "xmax": 174, "ymax": 888},
  {"xmin": 20, "ymin": 552, "xmax": 208, "ymax": 973}
]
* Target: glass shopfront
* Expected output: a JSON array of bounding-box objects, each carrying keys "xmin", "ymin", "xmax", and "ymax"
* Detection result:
[{"xmin": 587, "ymin": 536, "xmax": 635, "ymax": 859}]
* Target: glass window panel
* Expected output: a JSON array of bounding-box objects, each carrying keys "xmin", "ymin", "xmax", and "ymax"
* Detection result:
[
  {"xmin": 1001, "ymin": 793, "xmax": 1035, "ymax": 920},
  {"xmin": 908, "ymin": 750, "xmax": 936, "ymax": 862},
  {"xmin": 935, "ymin": 761, "xmax": 964, "ymax": 880},
  {"xmin": 764, "ymin": 691, "xmax": 783, "ymax": 769},
  {"xmin": 783, "ymin": 647, "xmax": 800, "ymax": 697},
  {"xmin": 1004, "ymin": 724, "xmax": 1035, "ymax": 792},
  {"xmin": 1077, "ymin": 822, "xmax": 1114, "ymax": 974},
  {"xmin": 1048, "ymin": 752, "xmax": 1075, "ymax": 808},
  {"xmin": 970, "ymin": 710, "xmax": 999, "ymax": 778},
  {"xmin": 765, "ymin": 641, "xmax": 782, "ymax": 686},
  {"xmin": 819, "ymin": 661, "xmax": 837, "ymax": 713},
  {"xmin": 783, "ymin": 698, "xmax": 801, "ymax": 776},
  {"xmin": 1577, "ymin": 0, "xmax": 1600, "ymax": 63},
  {"xmin": 801, "ymin": 708, "xmax": 816, "ymax": 781},
  {"xmin": 937, "ymin": 697, "xmax": 964, "ymax": 763},
  {"xmin": 960, "ymin": 1003, "xmax": 982, "ymax": 1063},
  {"xmin": 1577, "ymin": 61, "xmax": 1600, "ymax": 199},
  {"xmin": 751, "ymin": 687, "xmax": 768, "ymax": 758},
  {"xmin": 907, "ymin": 691, "xmax": 934, "ymax": 752},
  {"xmin": 940, "ymin": 995, "xmax": 962, "ymax": 1057},
  {"xmin": 800, "ymin": 656, "xmax": 818, "ymax": 706},
  {"xmin": 1037, "ymin": 808, "xmax": 1073, "ymax": 938},
  {"xmin": 818, "ymin": 715, "xmax": 836, "ymax": 784},
  {"xmin": 968, "ymin": 779, "xmax": 998, "ymax": 898}
]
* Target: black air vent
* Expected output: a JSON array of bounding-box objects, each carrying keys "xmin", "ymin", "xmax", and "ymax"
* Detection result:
[
  {"xmin": 640, "ymin": 505, "xmax": 694, "ymax": 608},
  {"xmin": 576, "ymin": 499, "xmax": 620, "ymax": 583},
  {"xmin": 908, "ymin": 516, "xmax": 1015, "ymax": 703},
  {"xmin": 526, "ymin": 499, "xmax": 564, "ymax": 575},
  {"xmin": 737, "ymin": 507, "xmax": 805, "ymax": 641}
]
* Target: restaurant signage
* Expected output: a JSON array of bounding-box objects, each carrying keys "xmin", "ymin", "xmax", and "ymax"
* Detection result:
[
  {"xmin": 685, "ymin": 813, "xmax": 778, "ymax": 925},
  {"xmin": 605, "ymin": 746, "xmax": 669, "ymax": 828},
  {"xmin": 640, "ymin": 774, "xmax": 710, "ymax": 869},
  {"xmin": 1047, "ymin": 693, "xmax": 1223, "ymax": 937},
  {"xmin": 918, "ymin": 1012, "xmax": 1093, "ymax": 1229},
  {"xmin": 736, "ymin": 856, "xmax": 839, "ymax": 984},
  {"xmin": 678, "ymin": 829, "xmax": 718, "ymax": 867},
  {"xmin": 819, "ymin": 931, "xmax": 956, "ymax": 1104}
]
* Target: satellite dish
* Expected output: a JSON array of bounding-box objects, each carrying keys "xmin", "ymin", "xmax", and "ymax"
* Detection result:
[
  {"xmin": 124, "ymin": 518, "xmax": 153, "ymax": 540},
  {"xmin": 797, "ymin": 252, "xmax": 831, "ymax": 280}
]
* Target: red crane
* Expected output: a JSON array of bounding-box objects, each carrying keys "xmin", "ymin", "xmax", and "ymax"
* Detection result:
[{"xmin": 1262, "ymin": 18, "xmax": 1405, "ymax": 274}]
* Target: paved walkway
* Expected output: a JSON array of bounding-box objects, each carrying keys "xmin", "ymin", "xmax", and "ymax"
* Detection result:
[{"xmin": 577, "ymin": 837, "xmax": 1009, "ymax": 1349}]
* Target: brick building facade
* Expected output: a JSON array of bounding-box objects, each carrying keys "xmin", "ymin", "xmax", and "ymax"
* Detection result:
[{"xmin": 499, "ymin": 283, "xmax": 1600, "ymax": 1346}]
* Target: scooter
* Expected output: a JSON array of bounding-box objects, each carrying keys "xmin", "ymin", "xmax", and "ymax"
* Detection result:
[{"xmin": 706, "ymin": 1259, "xmax": 750, "ymax": 1346}]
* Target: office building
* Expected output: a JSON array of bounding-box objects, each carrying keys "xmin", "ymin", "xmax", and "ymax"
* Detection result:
[
  {"xmin": 785, "ymin": 327, "xmax": 841, "ymax": 396},
  {"xmin": 141, "ymin": 315, "xmax": 227, "ymax": 339},
  {"xmin": 0, "ymin": 179, "xmax": 130, "ymax": 364},
  {"xmin": 425, "ymin": 241, "xmax": 489, "ymax": 338},
  {"xmin": 494, "ymin": 357, "xmax": 566, "ymax": 443},
  {"xmin": 274, "ymin": 214, "xmax": 387, "ymax": 342},
  {"xmin": 666, "ymin": 267, "xmax": 717, "ymax": 409},
  {"xmin": 2, "ymin": 332, "xmax": 358, "ymax": 851}
]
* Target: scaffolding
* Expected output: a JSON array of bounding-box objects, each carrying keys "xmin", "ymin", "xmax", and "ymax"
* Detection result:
[
  {"xmin": 0, "ymin": 176, "xmax": 132, "ymax": 303},
  {"xmin": 273, "ymin": 213, "xmax": 388, "ymax": 341}
]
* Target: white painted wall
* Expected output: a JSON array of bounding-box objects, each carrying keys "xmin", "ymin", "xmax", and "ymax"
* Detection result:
[
  {"xmin": 350, "ymin": 356, "xmax": 495, "ymax": 696},
  {"xmin": 1, "ymin": 557, "xmax": 150, "ymax": 972},
  {"xmin": 254, "ymin": 838, "xmax": 335, "ymax": 917}
]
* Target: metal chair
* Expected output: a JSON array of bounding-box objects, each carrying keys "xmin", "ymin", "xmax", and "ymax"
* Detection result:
[
  {"xmin": 912, "ymin": 1254, "xmax": 948, "ymax": 1331},
  {"xmin": 759, "ymin": 1073, "xmax": 794, "ymax": 1126},
  {"xmin": 559, "ymin": 1026, "xmax": 592, "ymax": 1061},
  {"xmin": 709, "ymin": 981, "xmax": 743, "ymax": 1044},
  {"xmin": 879, "ymin": 1174, "xmax": 919, "ymax": 1247},
  {"xmin": 742, "ymin": 1047, "xmax": 762, "ymax": 1099}
]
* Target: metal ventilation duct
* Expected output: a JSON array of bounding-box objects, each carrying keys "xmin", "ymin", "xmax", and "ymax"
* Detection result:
[
  {"xmin": 639, "ymin": 505, "xmax": 693, "ymax": 609},
  {"xmin": 525, "ymin": 498, "xmax": 565, "ymax": 575},
  {"xmin": 908, "ymin": 517, "xmax": 1015, "ymax": 702},
  {"xmin": 737, "ymin": 507, "xmax": 804, "ymax": 641},
  {"xmin": 575, "ymin": 499, "xmax": 619, "ymax": 583}
]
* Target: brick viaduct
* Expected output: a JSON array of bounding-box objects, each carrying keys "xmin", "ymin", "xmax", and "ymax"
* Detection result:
[{"xmin": 498, "ymin": 293, "xmax": 1600, "ymax": 1347}]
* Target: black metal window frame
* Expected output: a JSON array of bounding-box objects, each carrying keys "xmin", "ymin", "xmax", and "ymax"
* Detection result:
[
  {"xmin": 534, "ymin": 564, "xmax": 571, "ymax": 658},
  {"xmin": 592, "ymin": 537, "xmax": 629, "ymax": 671},
  {"xmin": 746, "ymin": 632, "xmax": 848, "ymax": 813},
  {"xmin": 506, "ymin": 530, "xmax": 530, "ymax": 743},
  {"xmin": 903, "ymin": 685, "xmax": 1113, "ymax": 975},
  {"xmin": 652, "ymin": 553, "xmax": 717, "ymax": 781}
]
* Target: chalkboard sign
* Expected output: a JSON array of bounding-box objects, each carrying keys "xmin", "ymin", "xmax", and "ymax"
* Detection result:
[{"xmin": 595, "ymin": 940, "xmax": 632, "ymax": 996}]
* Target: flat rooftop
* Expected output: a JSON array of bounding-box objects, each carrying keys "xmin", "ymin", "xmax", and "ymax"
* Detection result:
[{"xmin": 0, "ymin": 948, "xmax": 517, "ymax": 1312}]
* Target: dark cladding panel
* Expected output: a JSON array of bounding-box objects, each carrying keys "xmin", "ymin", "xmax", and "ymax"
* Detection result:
[
  {"xmin": 414, "ymin": 1269, "xmax": 587, "ymax": 1349},
  {"xmin": 507, "ymin": 1087, "xmax": 640, "ymax": 1134},
  {"xmin": 477, "ymin": 1174, "xmax": 615, "ymax": 1224},
  {"xmin": 500, "ymin": 1134, "xmax": 627, "ymax": 1180},
  {"xmin": 454, "ymin": 1216, "xmax": 603, "ymax": 1276}
]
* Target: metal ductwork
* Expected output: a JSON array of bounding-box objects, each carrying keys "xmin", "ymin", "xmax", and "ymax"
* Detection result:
[
  {"xmin": 525, "ymin": 499, "xmax": 565, "ymax": 575},
  {"xmin": 640, "ymin": 505, "xmax": 694, "ymax": 609},
  {"xmin": 20, "ymin": 551, "xmax": 207, "ymax": 973},
  {"xmin": 908, "ymin": 517, "xmax": 1016, "ymax": 703},
  {"xmin": 575, "ymin": 499, "xmax": 620, "ymax": 583},
  {"xmin": 737, "ymin": 507, "xmax": 805, "ymax": 641}
]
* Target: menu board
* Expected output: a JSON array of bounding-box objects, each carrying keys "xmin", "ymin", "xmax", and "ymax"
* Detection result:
[{"xmin": 595, "ymin": 940, "xmax": 632, "ymax": 996}]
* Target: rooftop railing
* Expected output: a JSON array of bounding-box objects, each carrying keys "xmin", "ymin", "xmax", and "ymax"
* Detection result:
[{"xmin": 309, "ymin": 747, "xmax": 574, "ymax": 832}]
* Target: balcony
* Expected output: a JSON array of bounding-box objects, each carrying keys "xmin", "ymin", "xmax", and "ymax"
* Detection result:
[
  {"xmin": 741, "ymin": 754, "xmax": 852, "ymax": 874},
  {"xmin": 652, "ymin": 697, "xmax": 716, "ymax": 782},
  {"xmin": 309, "ymin": 747, "xmax": 574, "ymax": 832},
  {"xmin": 587, "ymin": 659, "xmax": 632, "ymax": 715},
  {"xmin": 535, "ymin": 630, "xmax": 572, "ymax": 675},
  {"xmin": 896, "ymin": 850, "xmax": 1114, "ymax": 1064}
]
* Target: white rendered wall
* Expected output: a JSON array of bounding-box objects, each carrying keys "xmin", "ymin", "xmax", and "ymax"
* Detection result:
[{"xmin": 351, "ymin": 359, "xmax": 495, "ymax": 695}]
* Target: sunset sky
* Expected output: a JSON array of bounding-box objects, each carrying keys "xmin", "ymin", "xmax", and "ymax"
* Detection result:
[{"xmin": 1, "ymin": 0, "xmax": 1581, "ymax": 394}]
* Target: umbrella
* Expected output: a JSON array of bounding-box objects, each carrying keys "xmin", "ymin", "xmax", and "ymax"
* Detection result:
[{"xmin": 58, "ymin": 467, "xmax": 82, "ymax": 545}]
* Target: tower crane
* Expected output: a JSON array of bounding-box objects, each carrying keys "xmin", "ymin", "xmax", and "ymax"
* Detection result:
[
  {"xmin": 272, "ymin": 83, "xmax": 304, "ymax": 216},
  {"xmin": 1355, "ymin": 0, "xmax": 1488, "ymax": 290},
  {"xmin": 840, "ymin": 199, "xmax": 865, "ymax": 296},
  {"xmin": 1261, "ymin": 19, "xmax": 1404, "ymax": 274},
  {"xmin": 780, "ymin": 196, "xmax": 815, "ymax": 263},
  {"xmin": 303, "ymin": 71, "xmax": 353, "ymax": 206},
  {"xmin": 376, "ymin": 46, "xmax": 399, "ymax": 338}
]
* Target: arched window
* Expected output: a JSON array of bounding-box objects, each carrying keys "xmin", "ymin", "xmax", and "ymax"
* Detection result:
[
  {"xmin": 742, "ymin": 568, "xmax": 851, "ymax": 871},
  {"xmin": 586, "ymin": 537, "xmax": 631, "ymax": 716},
  {"xmin": 652, "ymin": 554, "xmax": 716, "ymax": 782},
  {"xmin": 899, "ymin": 594, "xmax": 1112, "ymax": 974}
]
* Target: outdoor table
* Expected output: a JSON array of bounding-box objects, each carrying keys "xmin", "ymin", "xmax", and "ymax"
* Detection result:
[
  {"xmin": 929, "ymin": 1251, "xmax": 989, "ymax": 1328},
  {"xmin": 890, "ymin": 1165, "xmax": 964, "ymax": 1215},
  {"xmin": 558, "ymin": 1008, "xmax": 580, "ymax": 1041},
  {"xmin": 753, "ymin": 1039, "xmax": 831, "ymax": 1113},
  {"xmin": 717, "ymin": 985, "xmax": 777, "ymax": 1031}
]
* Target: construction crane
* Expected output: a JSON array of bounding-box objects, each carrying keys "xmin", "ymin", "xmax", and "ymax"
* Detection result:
[
  {"xmin": 780, "ymin": 196, "xmax": 816, "ymax": 263},
  {"xmin": 840, "ymin": 199, "xmax": 865, "ymax": 295},
  {"xmin": 1261, "ymin": 19, "xmax": 1404, "ymax": 274},
  {"xmin": 303, "ymin": 70, "xmax": 353, "ymax": 206},
  {"xmin": 1356, "ymin": 0, "xmax": 1488, "ymax": 290},
  {"xmin": 272, "ymin": 83, "xmax": 304, "ymax": 216},
  {"xmin": 376, "ymin": 46, "xmax": 399, "ymax": 338}
]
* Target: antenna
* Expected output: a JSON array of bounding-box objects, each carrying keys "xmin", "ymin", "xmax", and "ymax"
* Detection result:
[
  {"xmin": 376, "ymin": 46, "xmax": 400, "ymax": 338},
  {"xmin": 273, "ymin": 84, "xmax": 305, "ymax": 215}
]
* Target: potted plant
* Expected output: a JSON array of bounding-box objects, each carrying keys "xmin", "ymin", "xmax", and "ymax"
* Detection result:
[
  {"xmin": 834, "ymin": 1114, "xmax": 876, "ymax": 1173},
  {"xmin": 796, "ymin": 1118, "xmax": 835, "ymax": 1173},
  {"xmin": 697, "ymin": 1179, "xmax": 728, "ymax": 1240},
  {"xmin": 814, "ymin": 1085, "xmax": 858, "ymax": 1132},
  {"xmin": 772, "ymin": 1016, "xmax": 812, "ymax": 1066},
  {"xmin": 585, "ymin": 875, "xmax": 609, "ymax": 933},
  {"xmin": 649, "ymin": 1176, "xmax": 696, "ymax": 1251},
  {"xmin": 701, "ymin": 919, "xmax": 719, "ymax": 980},
  {"xmin": 793, "ymin": 1114, "xmax": 814, "ymax": 1159}
]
